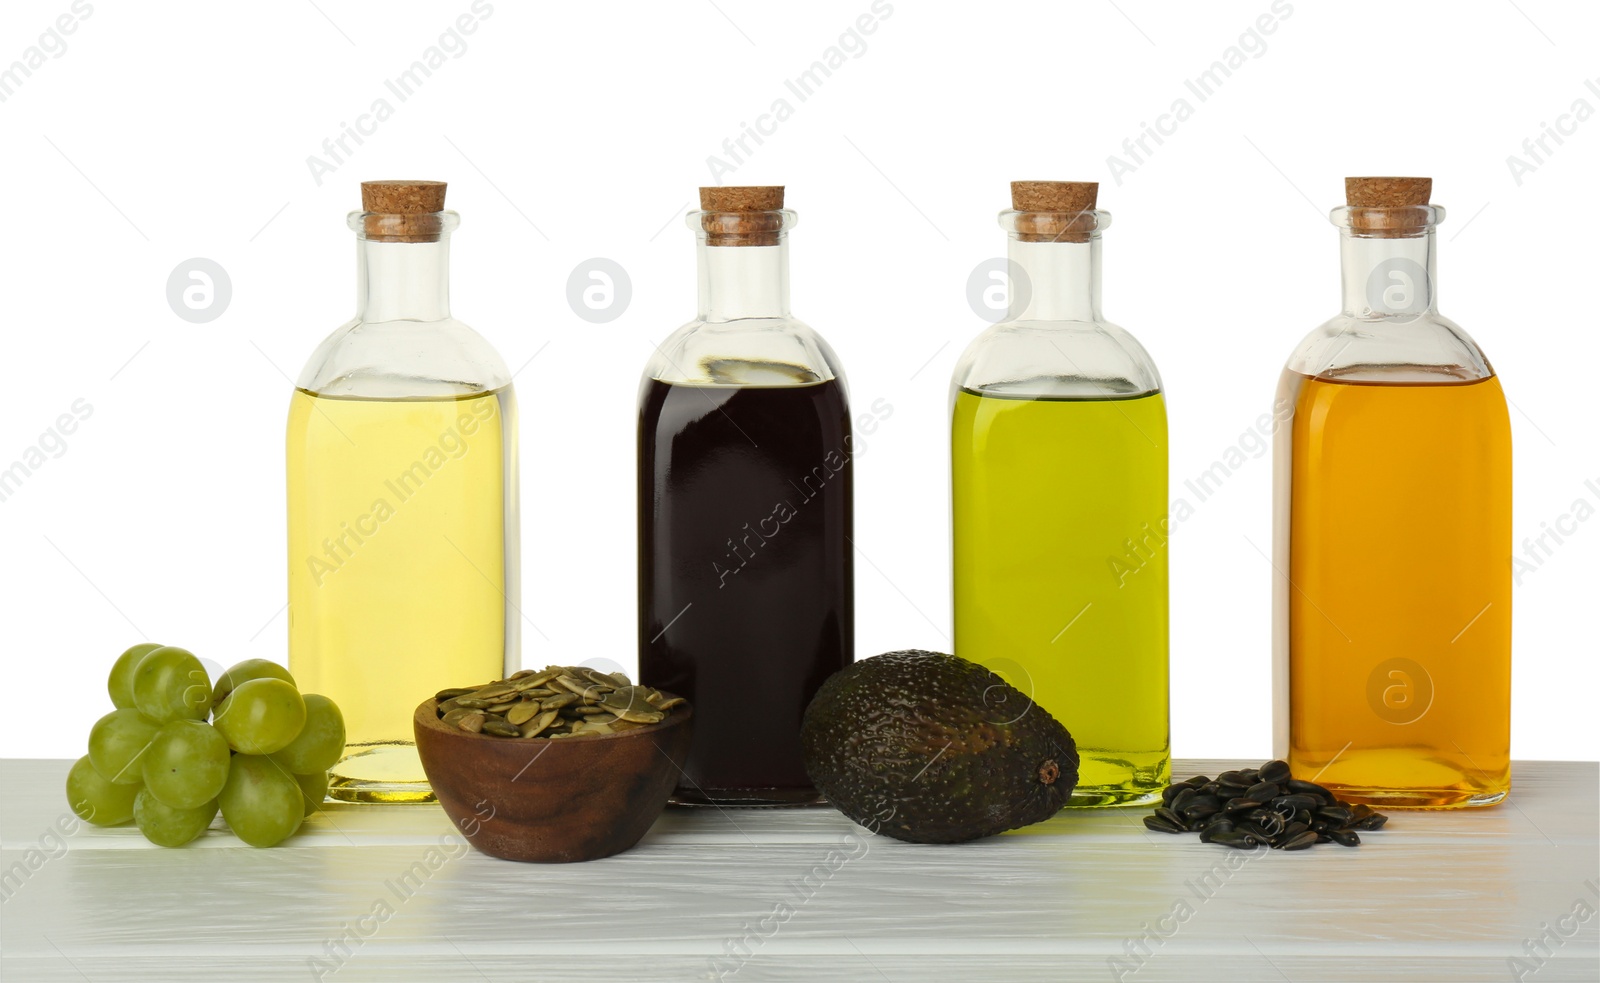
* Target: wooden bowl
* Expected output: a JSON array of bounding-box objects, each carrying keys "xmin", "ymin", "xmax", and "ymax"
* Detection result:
[{"xmin": 413, "ymin": 697, "xmax": 693, "ymax": 862}]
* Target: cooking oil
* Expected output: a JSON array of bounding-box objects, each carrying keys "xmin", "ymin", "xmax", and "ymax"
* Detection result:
[
  {"xmin": 1279, "ymin": 372, "xmax": 1511, "ymax": 807},
  {"xmin": 952, "ymin": 387, "xmax": 1170, "ymax": 807},
  {"xmin": 287, "ymin": 387, "xmax": 514, "ymax": 802}
]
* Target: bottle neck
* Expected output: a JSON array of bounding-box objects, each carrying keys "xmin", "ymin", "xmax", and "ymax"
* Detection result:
[
  {"xmin": 357, "ymin": 237, "xmax": 452, "ymax": 322},
  {"xmin": 1339, "ymin": 230, "xmax": 1437, "ymax": 318},
  {"xmin": 696, "ymin": 238, "xmax": 790, "ymax": 321},
  {"xmin": 1006, "ymin": 236, "xmax": 1101, "ymax": 322}
]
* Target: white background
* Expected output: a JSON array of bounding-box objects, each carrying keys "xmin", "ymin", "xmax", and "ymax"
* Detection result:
[{"xmin": 1, "ymin": 0, "xmax": 1594, "ymax": 762}]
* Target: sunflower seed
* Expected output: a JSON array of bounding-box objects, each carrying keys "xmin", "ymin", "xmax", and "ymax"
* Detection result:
[
  {"xmin": 1143, "ymin": 815, "xmax": 1185, "ymax": 834},
  {"xmin": 1278, "ymin": 830, "xmax": 1319, "ymax": 851},
  {"xmin": 1141, "ymin": 760, "xmax": 1388, "ymax": 852},
  {"xmin": 1244, "ymin": 782, "xmax": 1281, "ymax": 802},
  {"xmin": 1259, "ymin": 759, "xmax": 1291, "ymax": 784},
  {"xmin": 1286, "ymin": 778, "xmax": 1333, "ymax": 800}
]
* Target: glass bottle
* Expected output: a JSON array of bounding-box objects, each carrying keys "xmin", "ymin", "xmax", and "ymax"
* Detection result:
[
  {"xmin": 287, "ymin": 180, "xmax": 519, "ymax": 803},
  {"xmin": 950, "ymin": 181, "xmax": 1170, "ymax": 807},
  {"xmin": 1273, "ymin": 176, "xmax": 1511, "ymax": 808},
  {"xmin": 638, "ymin": 186, "xmax": 852, "ymax": 806}
]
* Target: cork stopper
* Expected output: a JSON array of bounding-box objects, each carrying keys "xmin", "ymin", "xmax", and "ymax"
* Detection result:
[
  {"xmin": 1344, "ymin": 177, "xmax": 1434, "ymax": 237},
  {"xmin": 1010, "ymin": 181, "xmax": 1099, "ymax": 243},
  {"xmin": 699, "ymin": 186, "xmax": 785, "ymax": 246},
  {"xmin": 359, "ymin": 180, "xmax": 448, "ymax": 242},
  {"xmin": 1345, "ymin": 177, "xmax": 1431, "ymax": 209}
]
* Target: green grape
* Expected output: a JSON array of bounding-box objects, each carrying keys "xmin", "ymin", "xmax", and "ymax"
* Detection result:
[
  {"xmin": 219, "ymin": 755, "xmax": 304, "ymax": 847},
  {"xmin": 131, "ymin": 646, "xmax": 211, "ymax": 724},
  {"xmin": 269, "ymin": 694, "xmax": 346, "ymax": 774},
  {"xmin": 295, "ymin": 770, "xmax": 330, "ymax": 817},
  {"xmin": 108, "ymin": 642, "xmax": 163, "ymax": 709},
  {"xmin": 134, "ymin": 788, "xmax": 217, "ymax": 847},
  {"xmin": 213, "ymin": 678, "xmax": 306, "ymax": 755},
  {"xmin": 210, "ymin": 658, "xmax": 296, "ymax": 708},
  {"xmin": 142, "ymin": 719, "xmax": 231, "ymax": 809},
  {"xmin": 87, "ymin": 708, "xmax": 161, "ymax": 785},
  {"xmin": 66, "ymin": 755, "xmax": 140, "ymax": 826}
]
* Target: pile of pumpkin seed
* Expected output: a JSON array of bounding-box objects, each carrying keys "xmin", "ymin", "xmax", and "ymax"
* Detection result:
[
  {"xmin": 434, "ymin": 666, "xmax": 685, "ymax": 739},
  {"xmin": 1142, "ymin": 759, "xmax": 1389, "ymax": 850}
]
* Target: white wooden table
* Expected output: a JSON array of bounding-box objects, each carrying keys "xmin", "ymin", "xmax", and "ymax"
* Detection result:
[{"xmin": 3, "ymin": 758, "xmax": 1595, "ymax": 982}]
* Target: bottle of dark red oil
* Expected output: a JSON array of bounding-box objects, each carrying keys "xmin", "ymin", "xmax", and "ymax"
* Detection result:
[{"xmin": 638, "ymin": 186, "xmax": 853, "ymax": 806}]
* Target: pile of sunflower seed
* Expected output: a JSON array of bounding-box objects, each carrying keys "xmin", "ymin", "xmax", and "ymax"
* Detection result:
[
  {"xmin": 1142, "ymin": 759, "xmax": 1389, "ymax": 850},
  {"xmin": 434, "ymin": 666, "xmax": 684, "ymax": 739}
]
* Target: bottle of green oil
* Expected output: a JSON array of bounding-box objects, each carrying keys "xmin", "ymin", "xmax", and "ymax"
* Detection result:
[{"xmin": 950, "ymin": 181, "xmax": 1169, "ymax": 807}]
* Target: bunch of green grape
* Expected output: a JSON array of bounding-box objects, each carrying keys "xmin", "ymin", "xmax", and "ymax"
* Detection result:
[{"xmin": 66, "ymin": 643, "xmax": 346, "ymax": 848}]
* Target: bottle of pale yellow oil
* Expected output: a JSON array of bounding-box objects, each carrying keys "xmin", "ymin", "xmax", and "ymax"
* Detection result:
[
  {"xmin": 1274, "ymin": 177, "xmax": 1510, "ymax": 808},
  {"xmin": 951, "ymin": 181, "xmax": 1169, "ymax": 807},
  {"xmin": 287, "ymin": 181, "xmax": 518, "ymax": 803}
]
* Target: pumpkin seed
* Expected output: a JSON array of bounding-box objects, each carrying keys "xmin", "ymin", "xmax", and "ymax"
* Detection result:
[
  {"xmin": 554, "ymin": 675, "xmax": 595, "ymax": 697},
  {"xmin": 481, "ymin": 717, "xmax": 521, "ymax": 738},
  {"xmin": 612, "ymin": 706, "xmax": 665, "ymax": 724},
  {"xmin": 520, "ymin": 710, "xmax": 559, "ymax": 738},
  {"xmin": 506, "ymin": 702, "xmax": 541, "ymax": 726},
  {"xmin": 435, "ymin": 666, "xmax": 684, "ymax": 739},
  {"xmin": 577, "ymin": 667, "xmax": 620, "ymax": 689},
  {"xmin": 470, "ymin": 682, "xmax": 518, "ymax": 700}
]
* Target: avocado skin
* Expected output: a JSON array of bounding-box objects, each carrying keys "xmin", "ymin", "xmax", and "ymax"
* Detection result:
[{"xmin": 801, "ymin": 650, "xmax": 1079, "ymax": 843}]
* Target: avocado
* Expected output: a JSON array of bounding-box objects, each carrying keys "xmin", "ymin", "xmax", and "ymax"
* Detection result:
[{"xmin": 800, "ymin": 649, "xmax": 1078, "ymax": 843}]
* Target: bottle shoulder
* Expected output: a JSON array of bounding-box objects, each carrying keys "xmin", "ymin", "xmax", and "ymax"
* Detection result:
[
  {"xmin": 643, "ymin": 316, "xmax": 846, "ymax": 387},
  {"xmin": 951, "ymin": 318, "xmax": 1162, "ymax": 398},
  {"xmin": 1285, "ymin": 312, "xmax": 1494, "ymax": 383},
  {"xmin": 297, "ymin": 316, "xmax": 513, "ymax": 397}
]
